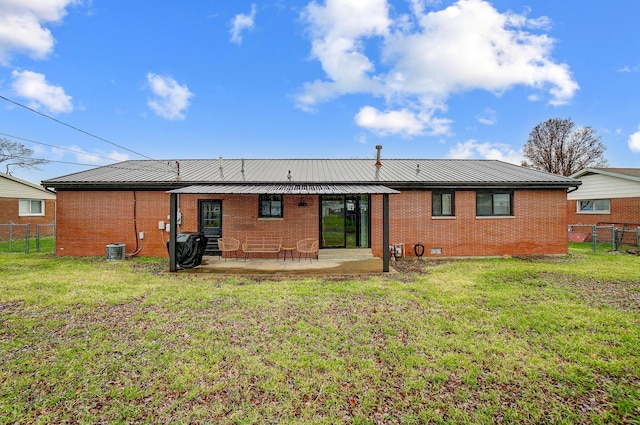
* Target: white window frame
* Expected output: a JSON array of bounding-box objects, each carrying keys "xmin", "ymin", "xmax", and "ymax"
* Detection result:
[
  {"xmin": 577, "ymin": 199, "xmax": 610, "ymax": 214},
  {"xmin": 19, "ymin": 199, "xmax": 45, "ymax": 216}
]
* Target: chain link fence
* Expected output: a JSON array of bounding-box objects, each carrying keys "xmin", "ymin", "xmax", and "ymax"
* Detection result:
[
  {"xmin": 0, "ymin": 223, "xmax": 56, "ymax": 254},
  {"xmin": 568, "ymin": 224, "xmax": 639, "ymax": 253}
]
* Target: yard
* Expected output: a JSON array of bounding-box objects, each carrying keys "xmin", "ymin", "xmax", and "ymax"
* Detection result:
[{"xmin": 1, "ymin": 250, "xmax": 639, "ymax": 424}]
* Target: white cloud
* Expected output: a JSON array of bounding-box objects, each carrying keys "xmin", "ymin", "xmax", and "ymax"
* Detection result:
[
  {"xmin": 477, "ymin": 108, "xmax": 497, "ymax": 126},
  {"xmin": 146, "ymin": 73, "xmax": 194, "ymax": 121},
  {"xmin": 629, "ymin": 128, "xmax": 640, "ymax": 153},
  {"xmin": 448, "ymin": 139, "xmax": 523, "ymax": 164},
  {"xmin": 355, "ymin": 105, "xmax": 451, "ymax": 137},
  {"xmin": 230, "ymin": 3, "xmax": 257, "ymax": 44},
  {"xmin": 51, "ymin": 145, "xmax": 130, "ymax": 164},
  {"xmin": 355, "ymin": 106, "xmax": 424, "ymax": 137},
  {"xmin": 297, "ymin": 0, "xmax": 578, "ymax": 136},
  {"xmin": 0, "ymin": 0, "xmax": 78, "ymax": 65},
  {"xmin": 618, "ymin": 64, "xmax": 640, "ymax": 73},
  {"xmin": 298, "ymin": 0, "xmax": 390, "ymax": 106},
  {"xmin": 11, "ymin": 69, "xmax": 73, "ymax": 113}
]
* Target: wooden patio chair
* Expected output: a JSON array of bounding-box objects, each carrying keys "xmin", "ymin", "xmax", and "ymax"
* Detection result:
[
  {"xmin": 217, "ymin": 237, "xmax": 240, "ymax": 261},
  {"xmin": 296, "ymin": 238, "xmax": 319, "ymax": 262}
]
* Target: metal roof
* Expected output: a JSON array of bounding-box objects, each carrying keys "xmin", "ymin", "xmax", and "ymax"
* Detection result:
[
  {"xmin": 42, "ymin": 158, "xmax": 579, "ymax": 189},
  {"xmin": 169, "ymin": 184, "xmax": 400, "ymax": 195}
]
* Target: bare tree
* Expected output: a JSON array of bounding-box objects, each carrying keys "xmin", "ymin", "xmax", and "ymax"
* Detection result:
[
  {"xmin": 521, "ymin": 118, "xmax": 608, "ymax": 176},
  {"xmin": 0, "ymin": 138, "xmax": 49, "ymax": 175}
]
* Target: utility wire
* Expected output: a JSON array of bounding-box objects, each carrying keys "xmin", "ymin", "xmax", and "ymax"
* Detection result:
[
  {"xmin": 9, "ymin": 155, "xmax": 180, "ymax": 175},
  {"xmin": 0, "ymin": 131, "xmax": 118, "ymax": 163},
  {"xmin": 1, "ymin": 94, "xmax": 157, "ymax": 162}
]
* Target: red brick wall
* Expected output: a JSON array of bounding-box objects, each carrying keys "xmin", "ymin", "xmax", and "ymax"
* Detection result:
[
  {"xmin": 371, "ymin": 189, "xmax": 568, "ymax": 257},
  {"xmin": 55, "ymin": 188, "xmax": 568, "ymax": 258},
  {"xmin": 0, "ymin": 198, "xmax": 56, "ymax": 226},
  {"xmin": 55, "ymin": 191, "xmax": 319, "ymax": 257},
  {"xmin": 567, "ymin": 197, "xmax": 640, "ymax": 227},
  {"xmin": 179, "ymin": 194, "xmax": 319, "ymax": 256},
  {"xmin": 56, "ymin": 190, "xmax": 170, "ymax": 257}
]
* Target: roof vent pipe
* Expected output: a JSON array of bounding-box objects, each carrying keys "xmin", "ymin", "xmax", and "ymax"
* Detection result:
[
  {"xmin": 218, "ymin": 155, "xmax": 224, "ymax": 179},
  {"xmin": 375, "ymin": 145, "xmax": 383, "ymax": 168}
]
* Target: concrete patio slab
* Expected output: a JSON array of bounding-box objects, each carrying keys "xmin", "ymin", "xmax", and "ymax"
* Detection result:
[{"xmin": 180, "ymin": 256, "xmax": 385, "ymax": 275}]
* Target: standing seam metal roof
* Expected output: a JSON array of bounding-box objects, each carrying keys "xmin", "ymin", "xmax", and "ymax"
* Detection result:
[{"xmin": 42, "ymin": 158, "xmax": 579, "ymax": 187}]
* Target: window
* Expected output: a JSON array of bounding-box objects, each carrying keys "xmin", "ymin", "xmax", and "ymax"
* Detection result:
[
  {"xmin": 577, "ymin": 199, "xmax": 610, "ymax": 213},
  {"xmin": 19, "ymin": 199, "xmax": 45, "ymax": 216},
  {"xmin": 432, "ymin": 191, "xmax": 455, "ymax": 216},
  {"xmin": 476, "ymin": 191, "xmax": 513, "ymax": 216},
  {"xmin": 259, "ymin": 194, "xmax": 283, "ymax": 218}
]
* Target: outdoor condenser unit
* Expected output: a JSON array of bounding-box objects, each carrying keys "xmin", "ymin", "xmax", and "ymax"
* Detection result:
[{"xmin": 106, "ymin": 243, "xmax": 126, "ymax": 260}]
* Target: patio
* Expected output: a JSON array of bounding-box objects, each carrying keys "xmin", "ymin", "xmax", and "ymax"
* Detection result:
[{"xmin": 180, "ymin": 249, "xmax": 386, "ymax": 275}]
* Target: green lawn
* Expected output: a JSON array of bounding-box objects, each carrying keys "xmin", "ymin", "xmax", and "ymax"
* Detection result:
[
  {"xmin": 0, "ymin": 236, "xmax": 55, "ymax": 254},
  {"xmin": 1, "ymin": 251, "xmax": 639, "ymax": 424}
]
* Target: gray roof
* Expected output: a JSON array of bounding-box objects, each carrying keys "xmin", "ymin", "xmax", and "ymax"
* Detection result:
[
  {"xmin": 42, "ymin": 158, "xmax": 579, "ymax": 190},
  {"xmin": 571, "ymin": 168, "xmax": 640, "ymax": 182}
]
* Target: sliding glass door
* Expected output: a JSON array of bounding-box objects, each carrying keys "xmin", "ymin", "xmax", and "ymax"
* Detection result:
[{"xmin": 321, "ymin": 195, "xmax": 369, "ymax": 248}]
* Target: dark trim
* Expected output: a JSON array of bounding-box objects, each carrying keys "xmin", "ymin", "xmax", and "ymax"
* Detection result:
[
  {"xmin": 475, "ymin": 190, "xmax": 514, "ymax": 217},
  {"xmin": 383, "ymin": 193, "xmax": 389, "ymax": 273},
  {"xmin": 42, "ymin": 180, "xmax": 580, "ymax": 192},
  {"xmin": 432, "ymin": 190, "xmax": 455, "ymax": 217},
  {"xmin": 258, "ymin": 194, "xmax": 284, "ymax": 218},
  {"xmin": 385, "ymin": 182, "xmax": 579, "ymax": 191},
  {"xmin": 169, "ymin": 193, "xmax": 177, "ymax": 272}
]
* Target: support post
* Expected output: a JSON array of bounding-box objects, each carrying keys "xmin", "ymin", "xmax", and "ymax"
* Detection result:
[
  {"xmin": 383, "ymin": 193, "xmax": 389, "ymax": 272},
  {"xmin": 169, "ymin": 193, "xmax": 178, "ymax": 272}
]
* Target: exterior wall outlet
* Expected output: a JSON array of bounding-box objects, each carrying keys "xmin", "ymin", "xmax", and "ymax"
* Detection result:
[
  {"xmin": 139, "ymin": 232, "xmax": 145, "ymax": 240},
  {"xmin": 158, "ymin": 221, "xmax": 165, "ymax": 230}
]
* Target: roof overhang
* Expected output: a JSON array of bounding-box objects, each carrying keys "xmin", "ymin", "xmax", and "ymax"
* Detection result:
[
  {"xmin": 570, "ymin": 168, "xmax": 640, "ymax": 183},
  {"xmin": 167, "ymin": 184, "xmax": 400, "ymax": 195}
]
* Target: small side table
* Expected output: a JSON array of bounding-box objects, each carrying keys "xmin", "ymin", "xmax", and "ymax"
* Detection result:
[{"xmin": 281, "ymin": 246, "xmax": 296, "ymax": 261}]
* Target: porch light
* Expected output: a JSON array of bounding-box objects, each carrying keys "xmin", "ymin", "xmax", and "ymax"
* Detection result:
[{"xmin": 298, "ymin": 197, "xmax": 307, "ymax": 207}]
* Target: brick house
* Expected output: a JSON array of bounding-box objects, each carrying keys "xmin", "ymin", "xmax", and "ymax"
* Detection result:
[
  {"xmin": 567, "ymin": 168, "xmax": 640, "ymax": 244},
  {"xmin": 42, "ymin": 155, "xmax": 578, "ymax": 269},
  {"xmin": 0, "ymin": 173, "xmax": 56, "ymax": 226}
]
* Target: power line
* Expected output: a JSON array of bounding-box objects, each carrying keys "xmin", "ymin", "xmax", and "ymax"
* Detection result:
[
  {"xmin": 0, "ymin": 131, "xmax": 119, "ymax": 163},
  {"xmin": 9, "ymin": 154, "xmax": 180, "ymax": 175},
  {"xmin": 0, "ymin": 94, "xmax": 156, "ymax": 161}
]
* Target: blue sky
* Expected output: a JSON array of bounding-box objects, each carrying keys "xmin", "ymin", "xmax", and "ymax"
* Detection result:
[{"xmin": 1, "ymin": 0, "xmax": 639, "ymax": 184}]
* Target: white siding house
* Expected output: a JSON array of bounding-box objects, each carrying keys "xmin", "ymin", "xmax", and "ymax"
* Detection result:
[
  {"xmin": 568, "ymin": 170, "xmax": 640, "ymax": 201},
  {"xmin": 0, "ymin": 173, "xmax": 56, "ymax": 224}
]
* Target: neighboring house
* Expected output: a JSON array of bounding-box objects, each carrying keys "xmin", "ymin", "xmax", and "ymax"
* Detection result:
[
  {"xmin": 0, "ymin": 173, "xmax": 56, "ymax": 227},
  {"xmin": 567, "ymin": 168, "xmax": 640, "ymax": 243},
  {"xmin": 42, "ymin": 152, "xmax": 579, "ymax": 266}
]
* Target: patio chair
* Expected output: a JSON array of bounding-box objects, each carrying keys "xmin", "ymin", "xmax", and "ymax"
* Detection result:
[
  {"xmin": 296, "ymin": 238, "xmax": 319, "ymax": 262},
  {"xmin": 217, "ymin": 237, "xmax": 240, "ymax": 261}
]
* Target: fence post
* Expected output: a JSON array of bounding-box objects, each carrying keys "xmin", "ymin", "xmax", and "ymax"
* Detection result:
[
  {"xmin": 24, "ymin": 224, "xmax": 30, "ymax": 254},
  {"xmin": 610, "ymin": 225, "xmax": 616, "ymax": 252},
  {"xmin": 637, "ymin": 227, "xmax": 640, "ymax": 247},
  {"xmin": 592, "ymin": 225, "xmax": 597, "ymax": 252},
  {"xmin": 36, "ymin": 225, "xmax": 40, "ymax": 252}
]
